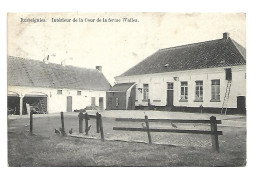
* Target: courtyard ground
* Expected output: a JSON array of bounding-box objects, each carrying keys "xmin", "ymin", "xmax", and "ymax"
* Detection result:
[{"xmin": 8, "ymin": 110, "xmax": 246, "ymax": 167}]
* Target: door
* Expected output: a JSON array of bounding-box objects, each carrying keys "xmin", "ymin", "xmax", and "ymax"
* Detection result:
[
  {"xmin": 167, "ymin": 82, "xmax": 174, "ymax": 106},
  {"xmin": 99, "ymin": 97, "xmax": 104, "ymax": 109},
  {"xmin": 91, "ymin": 97, "xmax": 96, "ymax": 107},
  {"xmin": 67, "ymin": 96, "xmax": 72, "ymax": 112},
  {"xmin": 237, "ymin": 96, "xmax": 246, "ymax": 114}
]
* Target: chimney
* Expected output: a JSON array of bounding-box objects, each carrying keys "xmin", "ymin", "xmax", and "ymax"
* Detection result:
[
  {"xmin": 96, "ymin": 66, "xmax": 102, "ymax": 72},
  {"xmin": 223, "ymin": 32, "xmax": 230, "ymax": 40}
]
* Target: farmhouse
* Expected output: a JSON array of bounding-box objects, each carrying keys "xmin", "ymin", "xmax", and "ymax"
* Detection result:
[
  {"xmin": 108, "ymin": 33, "xmax": 246, "ymax": 114},
  {"xmin": 7, "ymin": 56, "xmax": 111, "ymax": 115}
]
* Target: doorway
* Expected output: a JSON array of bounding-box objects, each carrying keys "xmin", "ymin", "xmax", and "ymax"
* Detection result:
[
  {"xmin": 167, "ymin": 82, "xmax": 174, "ymax": 106},
  {"xmin": 99, "ymin": 97, "xmax": 104, "ymax": 109},
  {"xmin": 67, "ymin": 96, "xmax": 72, "ymax": 112},
  {"xmin": 237, "ymin": 96, "xmax": 246, "ymax": 114}
]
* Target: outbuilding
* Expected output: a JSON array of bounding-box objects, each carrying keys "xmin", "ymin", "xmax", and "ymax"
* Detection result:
[
  {"xmin": 7, "ymin": 56, "xmax": 111, "ymax": 115},
  {"xmin": 106, "ymin": 83, "xmax": 136, "ymax": 110}
]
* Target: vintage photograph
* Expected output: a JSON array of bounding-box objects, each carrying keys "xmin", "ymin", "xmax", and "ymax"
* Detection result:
[{"xmin": 7, "ymin": 13, "xmax": 246, "ymax": 167}]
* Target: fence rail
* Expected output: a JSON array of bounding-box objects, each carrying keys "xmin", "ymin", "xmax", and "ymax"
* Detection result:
[
  {"xmin": 113, "ymin": 127, "xmax": 223, "ymax": 135},
  {"xmin": 115, "ymin": 118, "xmax": 222, "ymax": 124},
  {"xmin": 113, "ymin": 115, "xmax": 222, "ymax": 152}
]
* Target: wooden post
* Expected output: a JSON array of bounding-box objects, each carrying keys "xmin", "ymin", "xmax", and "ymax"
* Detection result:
[
  {"xmin": 29, "ymin": 111, "xmax": 33, "ymax": 135},
  {"xmin": 98, "ymin": 113, "xmax": 104, "ymax": 141},
  {"xmin": 78, "ymin": 112, "xmax": 83, "ymax": 133},
  {"xmin": 61, "ymin": 112, "xmax": 65, "ymax": 136},
  {"xmin": 145, "ymin": 115, "xmax": 152, "ymax": 144},
  {"xmin": 96, "ymin": 112, "xmax": 100, "ymax": 133},
  {"xmin": 210, "ymin": 116, "xmax": 220, "ymax": 152},
  {"xmin": 85, "ymin": 113, "xmax": 89, "ymax": 135}
]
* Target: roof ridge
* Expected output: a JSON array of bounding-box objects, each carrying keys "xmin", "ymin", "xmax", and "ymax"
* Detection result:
[
  {"xmin": 158, "ymin": 38, "xmax": 222, "ymax": 52},
  {"xmin": 8, "ymin": 56, "xmax": 99, "ymax": 72}
]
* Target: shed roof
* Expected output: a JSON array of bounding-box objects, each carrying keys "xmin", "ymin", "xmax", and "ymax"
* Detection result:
[
  {"xmin": 108, "ymin": 83, "xmax": 135, "ymax": 92},
  {"xmin": 119, "ymin": 36, "xmax": 246, "ymax": 77},
  {"xmin": 7, "ymin": 56, "xmax": 111, "ymax": 91}
]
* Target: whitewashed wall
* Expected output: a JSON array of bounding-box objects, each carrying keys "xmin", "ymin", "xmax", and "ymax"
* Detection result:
[
  {"xmin": 115, "ymin": 65, "xmax": 246, "ymax": 108},
  {"xmin": 8, "ymin": 86, "xmax": 107, "ymax": 113}
]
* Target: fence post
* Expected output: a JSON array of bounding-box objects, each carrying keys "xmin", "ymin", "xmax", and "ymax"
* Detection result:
[
  {"xmin": 210, "ymin": 116, "xmax": 220, "ymax": 152},
  {"xmin": 85, "ymin": 113, "xmax": 89, "ymax": 135},
  {"xmin": 96, "ymin": 112, "xmax": 100, "ymax": 133},
  {"xmin": 29, "ymin": 111, "xmax": 33, "ymax": 135},
  {"xmin": 61, "ymin": 112, "xmax": 65, "ymax": 136},
  {"xmin": 98, "ymin": 113, "xmax": 105, "ymax": 141},
  {"xmin": 78, "ymin": 112, "xmax": 83, "ymax": 133},
  {"xmin": 145, "ymin": 115, "xmax": 152, "ymax": 144}
]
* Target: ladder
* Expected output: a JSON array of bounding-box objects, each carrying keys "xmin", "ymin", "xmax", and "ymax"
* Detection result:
[
  {"xmin": 221, "ymin": 80, "xmax": 232, "ymax": 115},
  {"xmin": 39, "ymin": 99, "xmax": 47, "ymax": 114}
]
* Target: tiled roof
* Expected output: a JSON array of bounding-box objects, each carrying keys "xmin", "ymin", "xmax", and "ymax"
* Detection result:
[
  {"xmin": 7, "ymin": 56, "xmax": 111, "ymax": 91},
  {"xmin": 119, "ymin": 37, "xmax": 246, "ymax": 77},
  {"xmin": 108, "ymin": 83, "xmax": 135, "ymax": 92}
]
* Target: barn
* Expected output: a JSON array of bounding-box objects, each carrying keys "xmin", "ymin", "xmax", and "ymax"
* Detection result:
[
  {"xmin": 112, "ymin": 33, "xmax": 246, "ymax": 114},
  {"xmin": 7, "ymin": 56, "xmax": 111, "ymax": 115}
]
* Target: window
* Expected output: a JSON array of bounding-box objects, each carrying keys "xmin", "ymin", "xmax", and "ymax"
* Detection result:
[
  {"xmin": 143, "ymin": 84, "xmax": 149, "ymax": 100},
  {"xmin": 57, "ymin": 90, "xmax": 62, "ymax": 94},
  {"xmin": 167, "ymin": 82, "xmax": 174, "ymax": 90},
  {"xmin": 77, "ymin": 91, "xmax": 82, "ymax": 95},
  {"xmin": 225, "ymin": 68, "xmax": 232, "ymax": 80},
  {"xmin": 195, "ymin": 81, "xmax": 203, "ymax": 101},
  {"xmin": 211, "ymin": 80, "xmax": 220, "ymax": 101},
  {"xmin": 180, "ymin": 82, "xmax": 188, "ymax": 101},
  {"xmin": 116, "ymin": 98, "xmax": 119, "ymax": 106}
]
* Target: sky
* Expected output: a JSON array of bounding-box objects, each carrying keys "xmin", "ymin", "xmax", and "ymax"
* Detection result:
[{"xmin": 8, "ymin": 13, "xmax": 246, "ymax": 85}]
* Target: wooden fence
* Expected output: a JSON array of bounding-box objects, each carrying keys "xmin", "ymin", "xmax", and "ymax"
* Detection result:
[
  {"xmin": 78, "ymin": 112, "xmax": 104, "ymax": 141},
  {"xmin": 113, "ymin": 116, "xmax": 223, "ymax": 152},
  {"xmin": 28, "ymin": 111, "xmax": 104, "ymax": 141}
]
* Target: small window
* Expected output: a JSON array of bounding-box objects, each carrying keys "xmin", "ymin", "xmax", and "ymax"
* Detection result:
[
  {"xmin": 167, "ymin": 82, "xmax": 174, "ymax": 90},
  {"xmin": 77, "ymin": 91, "xmax": 82, "ymax": 95},
  {"xmin": 116, "ymin": 98, "xmax": 119, "ymax": 106},
  {"xmin": 57, "ymin": 90, "xmax": 62, "ymax": 94},
  {"xmin": 211, "ymin": 80, "xmax": 220, "ymax": 101},
  {"xmin": 180, "ymin": 82, "xmax": 188, "ymax": 100},
  {"xmin": 195, "ymin": 81, "xmax": 203, "ymax": 101},
  {"xmin": 225, "ymin": 68, "xmax": 232, "ymax": 80}
]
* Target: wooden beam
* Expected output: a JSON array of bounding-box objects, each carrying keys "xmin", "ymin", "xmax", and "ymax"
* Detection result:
[
  {"xmin": 113, "ymin": 127, "xmax": 223, "ymax": 135},
  {"xmin": 29, "ymin": 111, "xmax": 33, "ymax": 135},
  {"xmin": 85, "ymin": 113, "xmax": 89, "ymax": 135},
  {"xmin": 99, "ymin": 113, "xmax": 104, "ymax": 141},
  {"xmin": 145, "ymin": 116, "xmax": 152, "ymax": 144},
  {"xmin": 96, "ymin": 112, "xmax": 100, "ymax": 133},
  {"xmin": 210, "ymin": 116, "xmax": 220, "ymax": 152},
  {"xmin": 61, "ymin": 112, "xmax": 65, "ymax": 136},
  {"xmin": 115, "ymin": 118, "xmax": 221, "ymax": 124},
  {"xmin": 78, "ymin": 113, "xmax": 83, "ymax": 133}
]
